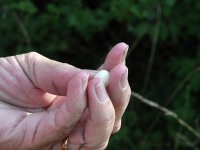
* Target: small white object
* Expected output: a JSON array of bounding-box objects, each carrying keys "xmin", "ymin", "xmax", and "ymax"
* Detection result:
[{"xmin": 94, "ymin": 70, "xmax": 110, "ymax": 86}]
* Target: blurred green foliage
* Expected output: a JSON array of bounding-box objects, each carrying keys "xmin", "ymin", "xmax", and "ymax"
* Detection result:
[{"xmin": 0, "ymin": 0, "xmax": 200, "ymax": 149}]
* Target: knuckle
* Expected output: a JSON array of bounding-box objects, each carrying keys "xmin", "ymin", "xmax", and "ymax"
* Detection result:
[
  {"xmin": 28, "ymin": 51, "xmax": 39, "ymax": 56},
  {"xmin": 69, "ymin": 107, "xmax": 85, "ymax": 122},
  {"xmin": 71, "ymin": 108, "xmax": 84, "ymax": 118},
  {"xmin": 103, "ymin": 108, "xmax": 115, "ymax": 124},
  {"xmin": 112, "ymin": 126, "xmax": 121, "ymax": 134},
  {"xmin": 127, "ymin": 86, "xmax": 132, "ymax": 98},
  {"xmin": 123, "ymin": 86, "xmax": 132, "ymax": 103},
  {"xmin": 27, "ymin": 51, "xmax": 40, "ymax": 57},
  {"xmin": 67, "ymin": 139, "xmax": 84, "ymax": 149},
  {"xmin": 115, "ymin": 95, "xmax": 129, "ymax": 112},
  {"xmin": 112, "ymin": 120, "xmax": 122, "ymax": 134},
  {"xmin": 60, "ymin": 121, "xmax": 77, "ymax": 135},
  {"xmin": 113, "ymin": 85, "xmax": 131, "ymax": 107},
  {"xmin": 92, "ymin": 107, "xmax": 115, "ymax": 126},
  {"xmin": 26, "ymin": 52, "xmax": 44, "ymax": 67}
]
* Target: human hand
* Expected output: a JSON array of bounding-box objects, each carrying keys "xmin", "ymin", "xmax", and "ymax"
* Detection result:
[
  {"xmin": 0, "ymin": 42, "xmax": 131, "ymax": 150},
  {"xmin": 67, "ymin": 43, "xmax": 131, "ymax": 149},
  {"xmin": 0, "ymin": 53, "xmax": 94, "ymax": 150}
]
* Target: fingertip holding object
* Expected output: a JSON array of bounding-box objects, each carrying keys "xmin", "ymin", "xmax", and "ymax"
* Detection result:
[{"xmin": 94, "ymin": 70, "xmax": 110, "ymax": 86}]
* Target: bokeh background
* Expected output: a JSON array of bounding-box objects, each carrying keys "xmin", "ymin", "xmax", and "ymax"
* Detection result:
[{"xmin": 1, "ymin": 0, "xmax": 200, "ymax": 149}]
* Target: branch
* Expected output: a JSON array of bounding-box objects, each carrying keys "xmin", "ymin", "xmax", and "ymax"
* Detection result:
[
  {"xmin": 145, "ymin": 66, "xmax": 200, "ymax": 139},
  {"xmin": 142, "ymin": 5, "xmax": 161, "ymax": 93},
  {"xmin": 131, "ymin": 91, "xmax": 200, "ymax": 139},
  {"xmin": 12, "ymin": 12, "xmax": 32, "ymax": 49}
]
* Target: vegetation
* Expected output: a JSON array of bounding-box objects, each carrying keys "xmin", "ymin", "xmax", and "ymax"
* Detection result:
[{"xmin": 0, "ymin": 0, "xmax": 200, "ymax": 149}]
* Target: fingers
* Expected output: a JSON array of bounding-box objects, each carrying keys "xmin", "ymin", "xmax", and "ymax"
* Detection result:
[
  {"xmin": 108, "ymin": 64, "xmax": 131, "ymax": 133},
  {"xmin": 101, "ymin": 42, "xmax": 128, "ymax": 71},
  {"xmin": 15, "ymin": 52, "xmax": 96, "ymax": 96},
  {"xmin": 67, "ymin": 109, "xmax": 88, "ymax": 149},
  {"xmin": 0, "ymin": 56, "xmax": 57, "ymax": 108},
  {"xmin": 67, "ymin": 43, "xmax": 130, "ymax": 149},
  {"xmin": 99, "ymin": 42, "xmax": 131, "ymax": 134},
  {"xmin": 67, "ymin": 78, "xmax": 115, "ymax": 149},
  {"xmin": 53, "ymin": 71, "xmax": 88, "ymax": 129},
  {"xmin": 67, "ymin": 121, "xmax": 85, "ymax": 149},
  {"xmin": 82, "ymin": 78, "xmax": 115, "ymax": 149},
  {"xmin": 10, "ymin": 72, "xmax": 88, "ymax": 150}
]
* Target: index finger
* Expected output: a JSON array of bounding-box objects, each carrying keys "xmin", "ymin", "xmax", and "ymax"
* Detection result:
[{"xmin": 100, "ymin": 42, "xmax": 129, "ymax": 71}]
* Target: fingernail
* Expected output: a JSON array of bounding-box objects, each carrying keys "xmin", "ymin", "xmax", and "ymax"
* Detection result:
[
  {"xmin": 95, "ymin": 79, "xmax": 108, "ymax": 102},
  {"xmin": 121, "ymin": 69, "xmax": 128, "ymax": 88},
  {"xmin": 122, "ymin": 45, "xmax": 129, "ymax": 61},
  {"xmin": 82, "ymin": 73, "xmax": 89, "ymax": 91}
]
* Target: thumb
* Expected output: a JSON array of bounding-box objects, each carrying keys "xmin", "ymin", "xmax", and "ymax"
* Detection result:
[{"xmin": 15, "ymin": 52, "xmax": 96, "ymax": 95}]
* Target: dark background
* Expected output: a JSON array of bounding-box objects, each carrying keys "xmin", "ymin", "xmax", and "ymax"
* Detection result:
[{"xmin": 0, "ymin": 0, "xmax": 200, "ymax": 149}]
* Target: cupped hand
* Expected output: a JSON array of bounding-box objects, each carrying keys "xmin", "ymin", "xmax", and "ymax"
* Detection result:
[{"xmin": 0, "ymin": 42, "xmax": 131, "ymax": 150}]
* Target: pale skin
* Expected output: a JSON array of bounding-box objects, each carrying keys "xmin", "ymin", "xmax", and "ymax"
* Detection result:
[{"xmin": 0, "ymin": 43, "xmax": 131, "ymax": 150}]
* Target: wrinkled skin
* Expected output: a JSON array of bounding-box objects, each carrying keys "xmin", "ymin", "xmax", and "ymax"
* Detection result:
[{"xmin": 0, "ymin": 43, "xmax": 131, "ymax": 150}]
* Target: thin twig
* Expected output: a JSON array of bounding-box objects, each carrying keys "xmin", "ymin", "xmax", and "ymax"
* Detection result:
[
  {"xmin": 146, "ymin": 66, "xmax": 200, "ymax": 140},
  {"xmin": 167, "ymin": 66, "xmax": 200, "ymax": 105},
  {"xmin": 131, "ymin": 91, "xmax": 200, "ymax": 139},
  {"xmin": 127, "ymin": 26, "xmax": 148, "ymax": 58},
  {"xmin": 176, "ymin": 133, "xmax": 200, "ymax": 150},
  {"xmin": 142, "ymin": 5, "xmax": 161, "ymax": 93},
  {"xmin": 12, "ymin": 12, "xmax": 32, "ymax": 49}
]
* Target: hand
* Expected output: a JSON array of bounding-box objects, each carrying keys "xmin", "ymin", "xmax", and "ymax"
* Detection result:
[
  {"xmin": 0, "ymin": 53, "xmax": 94, "ymax": 150},
  {"xmin": 0, "ymin": 42, "xmax": 131, "ymax": 150},
  {"xmin": 67, "ymin": 43, "xmax": 131, "ymax": 149}
]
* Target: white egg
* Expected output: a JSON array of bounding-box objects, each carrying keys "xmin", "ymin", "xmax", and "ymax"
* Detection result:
[{"xmin": 94, "ymin": 70, "xmax": 110, "ymax": 86}]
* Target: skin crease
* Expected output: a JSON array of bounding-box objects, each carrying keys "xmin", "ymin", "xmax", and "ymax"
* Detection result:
[{"xmin": 0, "ymin": 42, "xmax": 131, "ymax": 150}]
